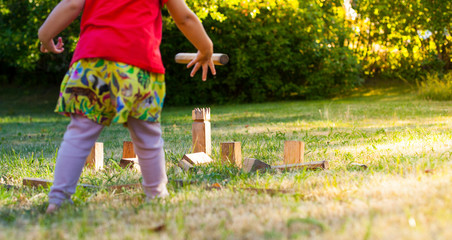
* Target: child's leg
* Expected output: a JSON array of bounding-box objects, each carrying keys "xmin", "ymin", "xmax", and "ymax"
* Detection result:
[
  {"xmin": 48, "ymin": 115, "xmax": 104, "ymax": 206},
  {"xmin": 127, "ymin": 117, "xmax": 168, "ymax": 199}
]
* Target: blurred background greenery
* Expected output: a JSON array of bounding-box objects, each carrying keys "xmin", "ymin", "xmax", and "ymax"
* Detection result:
[{"xmin": 0, "ymin": 0, "xmax": 450, "ymax": 104}]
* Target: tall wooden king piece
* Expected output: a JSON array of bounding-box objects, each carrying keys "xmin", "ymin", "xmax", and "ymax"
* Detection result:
[{"xmin": 192, "ymin": 108, "xmax": 211, "ymax": 155}]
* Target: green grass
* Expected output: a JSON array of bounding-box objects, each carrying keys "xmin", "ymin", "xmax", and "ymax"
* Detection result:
[
  {"xmin": 1, "ymin": 83, "xmax": 451, "ymax": 239},
  {"xmin": 418, "ymin": 72, "xmax": 452, "ymax": 101}
]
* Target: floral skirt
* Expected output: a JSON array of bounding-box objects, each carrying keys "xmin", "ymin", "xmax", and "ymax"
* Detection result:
[{"xmin": 55, "ymin": 58, "xmax": 166, "ymax": 126}]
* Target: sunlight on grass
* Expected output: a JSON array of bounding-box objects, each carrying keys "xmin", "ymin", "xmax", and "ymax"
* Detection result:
[{"xmin": 1, "ymin": 89, "xmax": 451, "ymax": 239}]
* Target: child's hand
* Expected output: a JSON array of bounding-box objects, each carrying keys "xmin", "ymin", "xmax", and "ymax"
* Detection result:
[
  {"xmin": 40, "ymin": 37, "xmax": 64, "ymax": 54},
  {"xmin": 186, "ymin": 51, "xmax": 216, "ymax": 81}
]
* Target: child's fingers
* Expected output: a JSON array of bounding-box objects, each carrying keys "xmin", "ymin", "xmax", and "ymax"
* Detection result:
[
  {"xmin": 40, "ymin": 38, "xmax": 64, "ymax": 54},
  {"xmin": 40, "ymin": 44, "xmax": 48, "ymax": 53},
  {"xmin": 190, "ymin": 63, "xmax": 201, "ymax": 77},
  {"xmin": 56, "ymin": 37, "xmax": 64, "ymax": 49},
  {"xmin": 187, "ymin": 58, "xmax": 196, "ymax": 69},
  {"xmin": 209, "ymin": 60, "xmax": 216, "ymax": 76},
  {"xmin": 202, "ymin": 64, "xmax": 208, "ymax": 81},
  {"xmin": 53, "ymin": 47, "xmax": 65, "ymax": 54}
]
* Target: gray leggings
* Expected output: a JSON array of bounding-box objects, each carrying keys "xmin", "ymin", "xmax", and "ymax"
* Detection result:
[{"xmin": 48, "ymin": 115, "xmax": 168, "ymax": 206}]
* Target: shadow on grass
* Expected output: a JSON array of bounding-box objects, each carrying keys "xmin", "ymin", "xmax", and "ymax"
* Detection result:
[
  {"xmin": 0, "ymin": 85, "xmax": 60, "ymax": 116},
  {"xmin": 337, "ymin": 79, "xmax": 415, "ymax": 102}
]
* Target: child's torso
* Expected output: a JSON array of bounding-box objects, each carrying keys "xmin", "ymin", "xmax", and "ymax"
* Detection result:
[{"xmin": 71, "ymin": 0, "xmax": 167, "ymax": 74}]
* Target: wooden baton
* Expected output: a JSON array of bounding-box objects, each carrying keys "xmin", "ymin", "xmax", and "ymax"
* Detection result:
[{"xmin": 175, "ymin": 53, "xmax": 229, "ymax": 65}]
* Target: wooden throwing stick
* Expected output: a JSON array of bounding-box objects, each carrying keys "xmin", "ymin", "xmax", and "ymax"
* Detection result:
[{"xmin": 175, "ymin": 53, "xmax": 229, "ymax": 66}]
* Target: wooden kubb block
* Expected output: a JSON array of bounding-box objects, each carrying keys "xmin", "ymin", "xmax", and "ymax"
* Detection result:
[
  {"xmin": 178, "ymin": 152, "xmax": 213, "ymax": 171},
  {"xmin": 242, "ymin": 158, "xmax": 271, "ymax": 173},
  {"xmin": 122, "ymin": 141, "xmax": 137, "ymax": 159},
  {"xmin": 120, "ymin": 141, "xmax": 139, "ymax": 170},
  {"xmin": 192, "ymin": 108, "xmax": 211, "ymax": 155},
  {"xmin": 183, "ymin": 152, "xmax": 213, "ymax": 165},
  {"xmin": 284, "ymin": 141, "xmax": 304, "ymax": 165},
  {"xmin": 85, "ymin": 142, "xmax": 104, "ymax": 171},
  {"xmin": 221, "ymin": 142, "xmax": 242, "ymax": 167},
  {"xmin": 178, "ymin": 159, "xmax": 194, "ymax": 171}
]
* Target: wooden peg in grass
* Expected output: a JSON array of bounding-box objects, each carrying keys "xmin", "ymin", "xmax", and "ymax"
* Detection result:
[
  {"xmin": 192, "ymin": 108, "xmax": 211, "ymax": 155},
  {"xmin": 284, "ymin": 141, "xmax": 304, "ymax": 165},
  {"xmin": 120, "ymin": 141, "xmax": 139, "ymax": 170},
  {"xmin": 85, "ymin": 142, "xmax": 104, "ymax": 171},
  {"xmin": 221, "ymin": 142, "xmax": 242, "ymax": 167},
  {"xmin": 122, "ymin": 141, "xmax": 137, "ymax": 159}
]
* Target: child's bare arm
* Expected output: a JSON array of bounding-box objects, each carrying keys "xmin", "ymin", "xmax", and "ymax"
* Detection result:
[
  {"xmin": 166, "ymin": 0, "xmax": 216, "ymax": 81},
  {"xmin": 38, "ymin": 0, "xmax": 85, "ymax": 54}
]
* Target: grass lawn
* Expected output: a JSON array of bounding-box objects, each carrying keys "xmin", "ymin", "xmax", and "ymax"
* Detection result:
[{"xmin": 0, "ymin": 84, "xmax": 451, "ymax": 239}]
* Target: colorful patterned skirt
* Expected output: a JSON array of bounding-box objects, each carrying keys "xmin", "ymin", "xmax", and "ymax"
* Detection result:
[{"xmin": 55, "ymin": 58, "xmax": 166, "ymax": 126}]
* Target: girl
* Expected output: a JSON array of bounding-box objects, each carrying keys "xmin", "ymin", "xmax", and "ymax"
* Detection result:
[{"xmin": 39, "ymin": 0, "xmax": 216, "ymax": 214}]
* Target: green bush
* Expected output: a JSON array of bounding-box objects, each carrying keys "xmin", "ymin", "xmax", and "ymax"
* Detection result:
[
  {"xmin": 417, "ymin": 72, "xmax": 452, "ymax": 101},
  {"xmin": 162, "ymin": 1, "xmax": 362, "ymax": 104},
  {"xmin": 0, "ymin": 0, "xmax": 80, "ymax": 86},
  {"xmin": 0, "ymin": 0, "xmax": 363, "ymax": 104},
  {"xmin": 2, "ymin": 0, "xmax": 450, "ymax": 104},
  {"xmin": 352, "ymin": 0, "xmax": 451, "ymax": 81}
]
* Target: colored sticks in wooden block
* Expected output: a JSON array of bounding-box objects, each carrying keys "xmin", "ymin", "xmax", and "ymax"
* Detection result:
[
  {"xmin": 284, "ymin": 141, "xmax": 304, "ymax": 165},
  {"xmin": 221, "ymin": 142, "xmax": 242, "ymax": 167},
  {"xmin": 192, "ymin": 108, "xmax": 211, "ymax": 155},
  {"xmin": 85, "ymin": 142, "xmax": 104, "ymax": 171}
]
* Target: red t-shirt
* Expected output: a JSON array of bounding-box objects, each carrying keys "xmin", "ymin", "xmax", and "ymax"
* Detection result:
[{"xmin": 71, "ymin": 0, "xmax": 168, "ymax": 73}]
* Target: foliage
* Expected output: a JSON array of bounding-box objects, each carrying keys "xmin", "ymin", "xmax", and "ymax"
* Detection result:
[
  {"xmin": 350, "ymin": 0, "xmax": 451, "ymax": 80},
  {"xmin": 417, "ymin": 72, "xmax": 452, "ymax": 101},
  {"xmin": 163, "ymin": 0, "xmax": 362, "ymax": 104},
  {"xmin": 0, "ymin": 0, "xmax": 450, "ymax": 104},
  {"xmin": 0, "ymin": 0, "xmax": 80, "ymax": 85}
]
